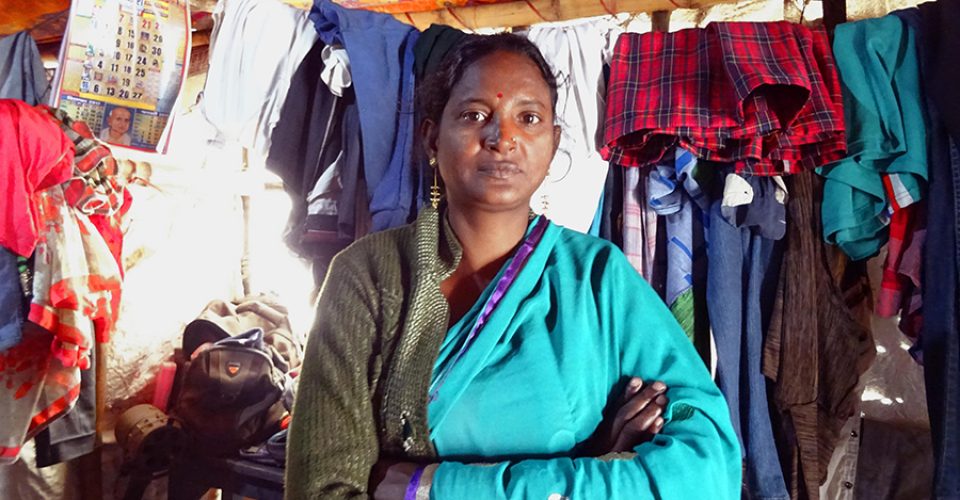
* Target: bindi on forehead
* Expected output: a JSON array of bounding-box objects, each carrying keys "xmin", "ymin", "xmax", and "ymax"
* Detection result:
[{"xmin": 497, "ymin": 92, "xmax": 503, "ymax": 99}]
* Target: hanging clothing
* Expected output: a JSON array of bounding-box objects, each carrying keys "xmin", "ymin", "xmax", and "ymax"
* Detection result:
[
  {"xmin": 33, "ymin": 346, "xmax": 96, "ymax": 468},
  {"xmin": 42, "ymin": 106, "xmax": 129, "ymax": 285},
  {"xmin": 819, "ymin": 15, "xmax": 928, "ymax": 261},
  {"xmin": 918, "ymin": 1, "xmax": 960, "ymax": 497},
  {"xmin": 876, "ymin": 203, "xmax": 925, "ymax": 341},
  {"xmin": 0, "ymin": 32, "xmax": 48, "ymax": 106},
  {"xmin": 524, "ymin": 19, "xmax": 616, "ymax": 232},
  {"xmin": 602, "ymin": 22, "xmax": 844, "ymax": 175},
  {"xmin": 368, "ymin": 30, "xmax": 419, "ymax": 231},
  {"xmin": 706, "ymin": 189, "xmax": 788, "ymax": 500},
  {"xmin": 309, "ymin": 0, "xmax": 419, "ymax": 231},
  {"xmin": 202, "ymin": 0, "xmax": 317, "ymax": 153},
  {"xmin": 600, "ymin": 163, "xmax": 624, "ymax": 246},
  {"xmin": 29, "ymin": 185, "xmax": 121, "ymax": 370},
  {"xmin": 763, "ymin": 171, "xmax": 875, "ymax": 500},
  {"xmin": 0, "ymin": 99, "xmax": 75, "ymax": 259},
  {"xmin": 720, "ymin": 173, "xmax": 788, "ymax": 241},
  {"xmin": 1, "ymin": 176, "xmax": 119, "ymax": 463},
  {"xmin": 0, "ymin": 322, "xmax": 82, "ymax": 464},
  {"xmin": 287, "ymin": 207, "xmax": 741, "ymax": 499},
  {"xmin": 646, "ymin": 148, "xmax": 708, "ymax": 342},
  {"xmin": 622, "ymin": 166, "xmax": 662, "ymax": 290},
  {"xmin": 319, "ymin": 45, "xmax": 351, "ymax": 97},
  {"xmin": 266, "ymin": 38, "xmax": 360, "ymax": 266},
  {"xmin": 875, "ymin": 8, "xmax": 930, "ymax": 346},
  {"xmin": 0, "ymin": 247, "xmax": 22, "ymax": 351}
]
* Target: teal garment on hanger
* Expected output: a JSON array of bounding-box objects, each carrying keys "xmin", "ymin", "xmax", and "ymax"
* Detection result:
[{"xmin": 818, "ymin": 15, "xmax": 928, "ymax": 260}]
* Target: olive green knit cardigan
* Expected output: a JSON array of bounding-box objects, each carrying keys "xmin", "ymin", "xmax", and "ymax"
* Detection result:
[{"xmin": 285, "ymin": 207, "xmax": 459, "ymax": 499}]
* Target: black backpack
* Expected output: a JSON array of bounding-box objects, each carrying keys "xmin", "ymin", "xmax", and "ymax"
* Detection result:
[{"xmin": 172, "ymin": 328, "xmax": 287, "ymax": 456}]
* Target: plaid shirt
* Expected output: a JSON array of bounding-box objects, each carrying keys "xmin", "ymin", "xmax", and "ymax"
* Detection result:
[
  {"xmin": 602, "ymin": 22, "xmax": 845, "ymax": 175},
  {"xmin": 40, "ymin": 106, "xmax": 124, "ymax": 216},
  {"xmin": 876, "ymin": 198, "xmax": 925, "ymax": 343}
]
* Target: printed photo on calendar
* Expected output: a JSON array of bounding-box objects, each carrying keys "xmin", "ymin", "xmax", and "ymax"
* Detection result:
[{"xmin": 50, "ymin": 0, "xmax": 190, "ymax": 153}]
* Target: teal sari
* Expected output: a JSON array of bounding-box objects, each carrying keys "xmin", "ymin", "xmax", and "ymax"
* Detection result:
[{"xmin": 425, "ymin": 217, "xmax": 742, "ymax": 499}]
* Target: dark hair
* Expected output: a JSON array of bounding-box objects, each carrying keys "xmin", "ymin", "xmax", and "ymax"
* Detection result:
[{"xmin": 416, "ymin": 33, "xmax": 559, "ymax": 127}]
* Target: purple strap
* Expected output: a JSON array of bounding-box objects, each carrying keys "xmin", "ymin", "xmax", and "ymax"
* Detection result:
[
  {"xmin": 429, "ymin": 216, "xmax": 549, "ymax": 402},
  {"xmin": 405, "ymin": 467, "xmax": 425, "ymax": 500}
]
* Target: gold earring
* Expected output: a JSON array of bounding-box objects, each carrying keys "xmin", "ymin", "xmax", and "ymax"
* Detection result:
[
  {"xmin": 540, "ymin": 171, "xmax": 550, "ymax": 214},
  {"xmin": 429, "ymin": 157, "xmax": 441, "ymax": 210}
]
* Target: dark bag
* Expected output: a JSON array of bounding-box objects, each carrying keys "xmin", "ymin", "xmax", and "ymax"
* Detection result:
[{"xmin": 172, "ymin": 328, "xmax": 286, "ymax": 456}]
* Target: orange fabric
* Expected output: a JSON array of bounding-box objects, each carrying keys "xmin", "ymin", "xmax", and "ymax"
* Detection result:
[{"xmin": 29, "ymin": 383, "xmax": 81, "ymax": 431}]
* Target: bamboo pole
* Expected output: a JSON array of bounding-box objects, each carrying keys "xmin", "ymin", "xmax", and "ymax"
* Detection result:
[
  {"xmin": 282, "ymin": 0, "xmax": 735, "ymax": 31},
  {"xmin": 394, "ymin": 0, "xmax": 732, "ymax": 30}
]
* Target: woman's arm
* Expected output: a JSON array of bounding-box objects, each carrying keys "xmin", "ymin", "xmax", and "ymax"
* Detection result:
[
  {"xmin": 285, "ymin": 254, "xmax": 382, "ymax": 499},
  {"xmin": 425, "ymin": 251, "xmax": 742, "ymax": 500}
]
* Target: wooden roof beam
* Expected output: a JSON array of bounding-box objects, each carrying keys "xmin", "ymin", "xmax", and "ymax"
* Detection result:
[
  {"xmin": 391, "ymin": 0, "xmax": 734, "ymax": 31},
  {"xmin": 283, "ymin": 0, "xmax": 735, "ymax": 31}
]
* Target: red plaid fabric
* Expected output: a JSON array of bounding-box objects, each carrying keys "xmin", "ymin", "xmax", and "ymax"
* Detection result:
[
  {"xmin": 602, "ymin": 22, "xmax": 845, "ymax": 175},
  {"xmin": 876, "ymin": 201, "xmax": 925, "ymax": 341},
  {"xmin": 40, "ymin": 106, "xmax": 124, "ymax": 215}
]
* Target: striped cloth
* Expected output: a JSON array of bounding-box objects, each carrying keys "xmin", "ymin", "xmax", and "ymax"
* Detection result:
[
  {"xmin": 602, "ymin": 21, "xmax": 845, "ymax": 176},
  {"xmin": 876, "ymin": 201, "xmax": 925, "ymax": 344},
  {"xmin": 622, "ymin": 166, "xmax": 660, "ymax": 287}
]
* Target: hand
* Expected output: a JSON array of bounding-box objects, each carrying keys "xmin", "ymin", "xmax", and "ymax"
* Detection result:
[
  {"xmin": 585, "ymin": 377, "xmax": 669, "ymax": 455},
  {"xmin": 372, "ymin": 460, "xmax": 421, "ymax": 500}
]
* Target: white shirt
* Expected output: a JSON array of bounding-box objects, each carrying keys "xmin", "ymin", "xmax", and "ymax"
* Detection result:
[
  {"xmin": 201, "ymin": 0, "xmax": 317, "ymax": 154},
  {"xmin": 99, "ymin": 127, "xmax": 132, "ymax": 146},
  {"xmin": 524, "ymin": 18, "xmax": 622, "ymax": 233}
]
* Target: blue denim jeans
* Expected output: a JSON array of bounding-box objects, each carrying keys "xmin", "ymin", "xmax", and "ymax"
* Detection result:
[
  {"xmin": 0, "ymin": 248, "xmax": 23, "ymax": 351},
  {"xmin": 923, "ymin": 131, "xmax": 960, "ymax": 499},
  {"xmin": 707, "ymin": 200, "xmax": 788, "ymax": 500}
]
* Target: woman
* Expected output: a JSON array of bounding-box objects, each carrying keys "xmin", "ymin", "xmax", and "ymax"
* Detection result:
[{"xmin": 286, "ymin": 33, "xmax": 741, "ymax": 499}]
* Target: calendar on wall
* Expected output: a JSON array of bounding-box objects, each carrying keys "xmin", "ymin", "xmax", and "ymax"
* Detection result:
[{"xmin": 51, "ymin": 0, "xmax": 190, "ymax": 153}]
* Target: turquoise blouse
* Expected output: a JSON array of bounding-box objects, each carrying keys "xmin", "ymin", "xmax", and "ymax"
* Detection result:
[{"xmin": 426, "ymin": 219, "xmax": 741, "ymax": 499}]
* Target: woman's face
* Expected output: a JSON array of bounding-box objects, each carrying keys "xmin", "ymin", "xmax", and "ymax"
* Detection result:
[{"xmin": 425, "ymin": 50, "xmax": 560, "ymax": 214}]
